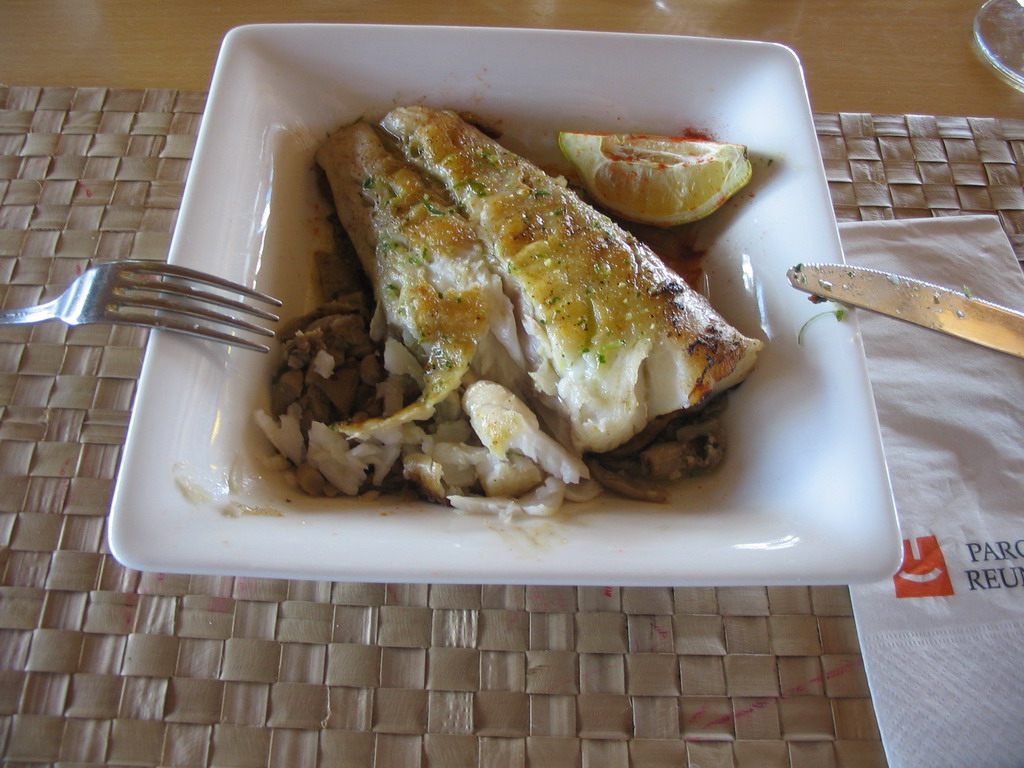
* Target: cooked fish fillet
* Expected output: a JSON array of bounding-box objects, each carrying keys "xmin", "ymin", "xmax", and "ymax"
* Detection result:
[
  {"xmin": 315, "ymin": 122, "xmax": 497, "ymax": 437},
  {"xmin": 382, "ymin": 106, "xmax": 763, "ymax": 453}
]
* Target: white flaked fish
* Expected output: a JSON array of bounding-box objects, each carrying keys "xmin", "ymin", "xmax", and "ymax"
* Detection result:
[
  {"xmin": 316, "ymin": 122, "xmax": 515, "ymax": 438},
  {"xmin": 382, "ymin": 107, "xmax": 763, "ymax": 453}
]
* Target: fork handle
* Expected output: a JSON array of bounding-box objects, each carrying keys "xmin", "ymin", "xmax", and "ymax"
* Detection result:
[{"xmin": 0, "ymin": 298, "xmax": 61, "ymax": 326}]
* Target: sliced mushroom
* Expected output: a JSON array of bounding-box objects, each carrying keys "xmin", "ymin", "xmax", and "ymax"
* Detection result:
[
  {"xmin": 403, "ymin": 453, "xmax": 448, "ymax": 504},
  {"xmin": 588, "ymin": 461, "xmax": 667, "ymax": 503}
]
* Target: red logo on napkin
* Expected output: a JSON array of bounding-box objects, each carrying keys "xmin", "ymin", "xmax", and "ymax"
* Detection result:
[{"xmin": 893, "ymin": 535, "xmax": 954, "ymax": 598}]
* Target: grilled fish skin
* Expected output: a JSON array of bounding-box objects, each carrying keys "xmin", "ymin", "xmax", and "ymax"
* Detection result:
[
  {"xmin": 381, "ymin": 106, "xmax": 763, "ymax": 453},
  {"xmin": 315, "ymin": 122, "xmax": 496, "ymax": 437}
]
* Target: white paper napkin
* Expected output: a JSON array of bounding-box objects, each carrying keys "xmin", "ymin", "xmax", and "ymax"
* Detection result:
[{"xmin": 839, "ymin": 215, "xmax": 1024, "ymax": 768}]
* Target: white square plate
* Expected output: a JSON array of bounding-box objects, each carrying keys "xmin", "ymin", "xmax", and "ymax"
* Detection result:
[{"xmin": 108, "ymin": 24, "xmax": 901, "ymax": 585}]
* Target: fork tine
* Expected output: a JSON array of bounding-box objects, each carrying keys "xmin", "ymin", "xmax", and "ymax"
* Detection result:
[
  {"xmin": 118, "ymin": 276, "xmax": 280, "ymax": 322},
  {"xmin": 112, "ymin": 296, "xmax": 276, "ymax": 337},
  {"xmin": 118, "ymin": 260, "xmax": 283, "ymax": 306},
  {"xmin": 114, "ymin": 314, "xmax": 272, "ymax": 353}
]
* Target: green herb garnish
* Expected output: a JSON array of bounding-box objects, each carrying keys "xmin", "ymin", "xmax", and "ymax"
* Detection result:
[{"xmin": 797, "ymin": 303, "xmax": 848, "ymax": 345}]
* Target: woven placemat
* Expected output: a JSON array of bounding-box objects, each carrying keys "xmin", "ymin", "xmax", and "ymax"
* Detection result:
[{"xmin": 1, "ymin": 86, "xmax": 1022, "ymax": 767}]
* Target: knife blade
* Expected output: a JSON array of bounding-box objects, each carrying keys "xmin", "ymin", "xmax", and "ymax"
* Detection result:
[{"xmin": 786, "ymin": 263, "xmax": 1024, "ymax": 359}]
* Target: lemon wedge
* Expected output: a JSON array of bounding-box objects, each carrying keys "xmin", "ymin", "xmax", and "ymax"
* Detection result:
[{"xmin": 558, "ymin": 131, "xmax": 753, "ymax": 227}]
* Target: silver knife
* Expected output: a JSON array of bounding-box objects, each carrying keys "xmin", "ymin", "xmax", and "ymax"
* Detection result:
[{"xmin": 786, "ymin": 263, "xmax": 1024, "ymax": 359}]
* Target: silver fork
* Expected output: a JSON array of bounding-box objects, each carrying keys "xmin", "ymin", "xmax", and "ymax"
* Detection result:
[{"xmin": 0, "ymin": 260, "xmax": 283, "ymax": 353}]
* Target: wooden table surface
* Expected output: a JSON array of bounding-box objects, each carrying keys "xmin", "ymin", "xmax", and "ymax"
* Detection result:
[{"xmin": 2, "ymin": 0, "xmax": 1023, "ymax": 120}]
